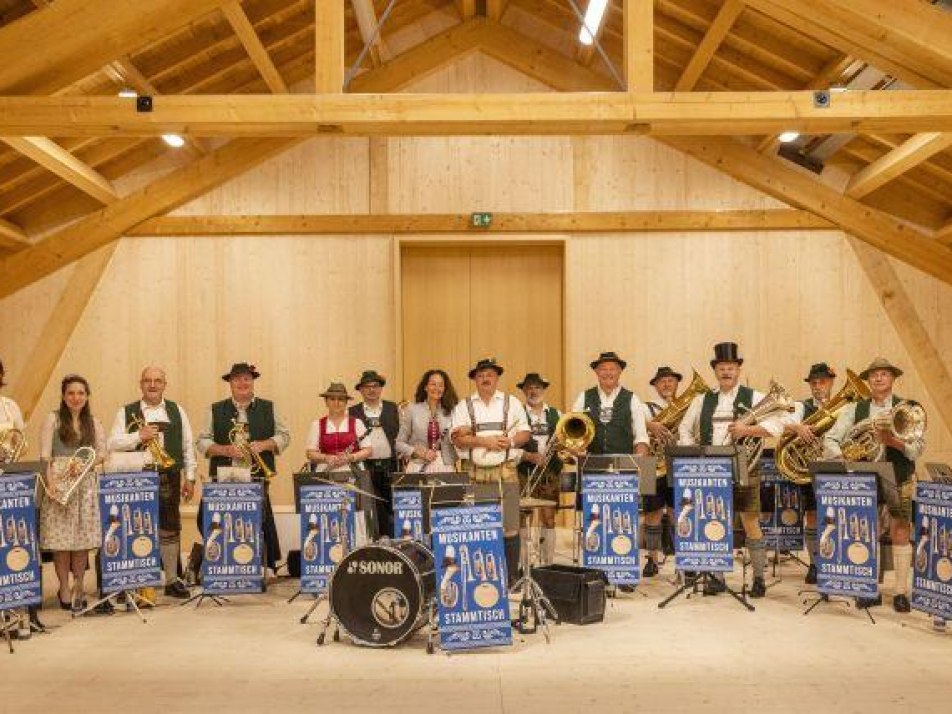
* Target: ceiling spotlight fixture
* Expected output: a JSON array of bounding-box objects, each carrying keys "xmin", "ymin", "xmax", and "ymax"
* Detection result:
[
  {"xmin": 578, "ymin": 0, "xmax": 609, "ymax": 46},
  {"xmin": 778, "ymin": 131, "xmax": 800, "ymax": 143},
  {"xmin": 117, "ymin": 88, "xmax": 137, "ymax": 98},
  {"xmin": 161, "ymin": 134, "xmax": 186, "ymax": 148}
]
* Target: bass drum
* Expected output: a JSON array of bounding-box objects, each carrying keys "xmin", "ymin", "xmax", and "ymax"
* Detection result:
[{"xmin": 328, "ymin": 539, "xmax": 435, "ymax": 647}]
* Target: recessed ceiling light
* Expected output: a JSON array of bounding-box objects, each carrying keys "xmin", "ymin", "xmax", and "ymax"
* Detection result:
[
  {"xmin": 778, "ymin": 131, "xmax": 800, "ymax": 143},
  {"xmin": 161, "ymin": 134, "xmax": 186, "ymax": 148},
  {"xmin": 117, "ymin": 88, "xmax": 137, "ymax": 98}
]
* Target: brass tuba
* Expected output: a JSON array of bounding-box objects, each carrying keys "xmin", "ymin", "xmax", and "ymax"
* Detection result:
[
  {"xmin": 0, "ymin": 427, "xmax": 27, "ymax": 463},
  {"xmin": 521, "ymin": 412, "xmax": 595, "ymax": 499},
  {"xmin": 228, "ymin": 419, "xmax": 276, "ymax": 481},
  {"xmin": 39, "ymin": 446, "xmax": 97, "ymax": 506},
  {"xmin": 649, "ymin": 370, "xmax": 712, "ymax": 477},
  {"xmin": 127, "ymin": 414, "xmax": 176, "ymax": 471},
  {"xmin": 774, "ymin": 369, "xmax": 870, "ymax": 484},
  {"xmin": 731, "ymin": 380, "xmax": 796, "ymax": 472},
  {"xmin": 840, "ymin": 400, "xmax": 927, "ymax": 462}
]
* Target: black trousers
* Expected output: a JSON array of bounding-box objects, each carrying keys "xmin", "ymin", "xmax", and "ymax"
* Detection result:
[{"xmin": 365, "ymin": 458, "xmax": 396, "ymax": 539}]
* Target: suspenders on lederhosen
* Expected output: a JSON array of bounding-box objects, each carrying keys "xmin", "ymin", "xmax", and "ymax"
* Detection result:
[{"xmin": 465, "ymin": 393, "xmax": 512, "ymax": 500}]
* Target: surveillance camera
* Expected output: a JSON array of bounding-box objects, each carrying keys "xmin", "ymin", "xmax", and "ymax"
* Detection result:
[
  {"xmin": 812, "ymin": 90, "xmax": 831, "ymax": 108},
  {"xmin": 136, "ymin": 95, "xmax": 154, "ymax": 113}
]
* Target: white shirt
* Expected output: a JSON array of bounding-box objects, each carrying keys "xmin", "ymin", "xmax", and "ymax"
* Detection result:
[
  {"xmin": 359, "ymin": 402, "xmax": 392, "ymax": 460},
  {"xmin": 523, "ymin": 402, "xmax": 560, "ymax": 457},
  {"xmin": 107, "ymin": 400, "xmax": 198, "ymax": 482},
  {"xmin": 824, "ymin": 394, "xmax": 925, "ymax": 461},
  {"xmin": 195, "ymin": 399, "xmax": 291, "ymax": 468},
  {"xmin": 641, "ymin": 397, "xmax": 670, "ymax": 422},
  {"xmin": 679, "ymin": 385, "xmax": 785, "ymax": 446},
  {"xmin": 450, "ymin": 391, "xmax": 530, "ymax": 462},
  {"xmin": 0, "ymin": 395, "xmax": 24, "ymax": 431},
  {"xmin": 305, "ymin": 416, "xmax": 370, "ymax": 473},
  {"xmin": 571, "ymin": 385, "xmax": 650, "ymax": 447}
]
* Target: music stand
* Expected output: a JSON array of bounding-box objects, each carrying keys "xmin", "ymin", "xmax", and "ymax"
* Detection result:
[
  {"xmin": 925, "ymin": 462, "xmax": 952, "ymax": 484},
  {"xmin": 392, "ymin": 471, "xmax": 470, "ymax": 535},
  {"xmin": 658, "ymin": 445, "xmax": 754, "ymax": 612}
]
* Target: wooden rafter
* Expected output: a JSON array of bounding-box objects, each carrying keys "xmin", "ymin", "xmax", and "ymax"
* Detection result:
[
  {"xmin": 0, "ymin": 136, "xmax": 118, "ymax": 205},
  {"xmin": 315, "ymin": 0, "xmax": 344, "ymax": 92},
  {"xmin": 486, "ymin": 0, "xmax": 509, "ymax": 21},
  {"xmin": 350, "ymin": 0, "xmax": 391, "ymax": 68},
  {"xmin": 675, "ymin": 0, "xmax": 743, "ymax": 91},
  {"xmin": 0, "ymin": 217, "xmax": 29, "ymax": 250},
  {"xmin": 457, "ymin": 0, "xmax": 476, "ymax": 20},
  {"xmin": 624, "ymin": 0, "xmax": 653, "ymax": 92},
  {"xmin": 221, "ymin": 0, "xmax": 289, "ymax": 93},
  {"xmin": 937, "ymin": 221, "xmax": 952, "ymax": 248},
  {"xmin": 846, "ymin": 133, "xmax": 952, "ymax": 200}
]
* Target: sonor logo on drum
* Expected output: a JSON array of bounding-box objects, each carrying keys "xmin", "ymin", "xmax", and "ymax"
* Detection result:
[{"xmin": 347, "ymin": 560, "xmax": 405, "ymax": 576}]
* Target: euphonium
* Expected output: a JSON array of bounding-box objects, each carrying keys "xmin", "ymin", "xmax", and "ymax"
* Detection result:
[
  {"xmin": 522, "ymin": 412, "xmax": 594, "ymax": 499},
  {"xmin": 840, "ymin": 400, "xmax": 927, "ymax": 462},
  {"xmin": 649, "ymin": 370, "xmax": 711, "ymax": 477},
  {"xmin": 0, "ymin": 427, "xmax": 26, "ymax": 463},
  {"xmin": 127, "ymin": 414, "xmax": 176, "ymax": 471},
  {"xmin": 228, "ymin": 419, "xmax": 276, "ymax": 481},
  {"xmin": 731, "ymin": 380, "xmax": 795, "ymax": 472},
  {"xmin": 40, "ymin": 446, "xmax": 97, "ymax": 506},
  {"xmin": 774, "ymin": 369, "xmax": 870, "ymax": 484}
]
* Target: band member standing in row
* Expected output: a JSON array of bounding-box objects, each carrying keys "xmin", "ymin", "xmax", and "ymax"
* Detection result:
[
  {"xmin": 824, "ymin": 358, "xmax": 925, "ymax": 613},
  {"xmin": 679, "ymin": 343, "xmax": 786, "ymax": 598},
  {"xmin": 517, "ymin": 373, "xmax": 562, "ymax": 567},
  {"xmin": 350, "ymin": 371, "xmax": 399, "ymax": 538},
  {"xmin": 196, "ymin": 363, "xmax": 290, "ymax": 573},
  {"xmin": 396, "ymin": 369, "xmax": 459, "ymax": 473},
  {"xmin": 451, "ymin": 358, "xmax": 530, "ymax": 586},
  {"xmin": 783, "ymin": 362, "xmax": 837, "ymax": 585},
  {"xmin": 642, "ymin": 366, "xmax": 682, "ymax": 578},
  {"xmin": 107, "ymin": 366, "xmax": 196, "ymax": 599}
]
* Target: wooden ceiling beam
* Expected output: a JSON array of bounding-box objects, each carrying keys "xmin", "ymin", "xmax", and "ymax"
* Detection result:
[
  {"xmin": 486, "ymin": 0, "xmax": 510, "ymax": 21},
  {"xmin": 0, "ymin": 136, "xmax": 119, "ymax": 205},
  {"xmin": 221, "ymin": 0, "xmax": 289, "ymax": 93},
  {"xmin": 936, "ymin": 221, "xmax": 952, "ymax": 248},
  {"xmin": 847, "ymin": 132, "xmax": 952, "ymax": 200},
  {"xmin": 457, "ymin": 1, "xmax": 476, "ymax": 20},
  {"xmin": 675, "ymin": 0, "xmax": 744, "ymax": 91},
  {"xmin": 315, "ymin": 0, "xmax": 344, "ymax": 92},
  {"xmin": 624, "ymin": 0, "xmax": 653, "ymax": 92},
  {"xmin": 0, "ymin": 0, "xmax": 232, "ymax": 94},
  {"xmin": 0, "ymin": 217, "xmax": 29, "ymax": 250},
  {"xmin": 350, "ymin": 0, "xmax": 391, "ymax": 68}
]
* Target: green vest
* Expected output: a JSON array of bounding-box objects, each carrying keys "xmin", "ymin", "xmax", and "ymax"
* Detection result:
[
  {"xmin": 801, "ymin": 398, "xmax": 818, "ymax": 421},
  {"xmin": 699, "ymin": 386, "xmax": 754, "ymax": 446},
  {"xmin": 854, "ymin": 396, "xmax": 917, "ymax": 482},
  {"xmin": 583, "ymin": 387, "xmax": 634, "ymax": 455},
  {"xmin": 210, "ymin": 398, "xmax": 276, "ymax": 477},
  {"xmin": 124, "ymin": 400, "xmax": 185, "ymax": 473}
]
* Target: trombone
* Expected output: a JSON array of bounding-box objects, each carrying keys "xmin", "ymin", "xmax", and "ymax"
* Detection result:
[
  {"xmin": 228, "ymin": 419, "xmax": 276, "ymax": 481},
  {"xmin": 127, "ymin": 414, "xmax": 176, "ymax": 470}
]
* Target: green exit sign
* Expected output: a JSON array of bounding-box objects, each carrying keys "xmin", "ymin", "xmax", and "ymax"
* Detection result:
[{"xmin": 470, "ymin": 212, "xmax": 493, "ymax": 228}]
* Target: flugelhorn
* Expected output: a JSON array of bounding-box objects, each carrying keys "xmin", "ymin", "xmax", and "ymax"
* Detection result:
[
  {"xmin": 39, "ymin": 446, "xmax": 97, "ymax": 506},
  {"xmin": 729, "ymin": 380, "xmax": 795, "ymax": 472},
  {"xmin": 0, "ymin": 427, "xmax": 26, "ymax": 463},
  {"xmin": 127, "ymin": 414, "xmax": 176, "ymax": 470},
  {"xmin": 228, "ymin": 419, "xmax": 276, "ymax": 481},
  {"xmin": 774, "ymin": 369, "xmax": 870, "ymax": 484},
  {"xmin": 521, "ymin": 412, "xmax": 595, "ymax": 499},
  {"xmin": 840, "ymin": 400, "xmax": 927, "ymax": 462},
  {"xmin": 649, "ymin": 370, "xmax": 712, "ymax": 477}
]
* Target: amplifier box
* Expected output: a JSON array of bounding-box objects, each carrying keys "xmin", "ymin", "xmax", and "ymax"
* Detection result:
[{"xmin": 531, "ymin": 564, "xmax": 608, "ymax": 625}]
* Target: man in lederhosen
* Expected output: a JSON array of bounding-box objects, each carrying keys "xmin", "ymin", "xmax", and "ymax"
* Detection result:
[
  {"xmin": 196, "ymin": 362, "xmax": 290, "ymax": 576},
  {"xmin": 350, "ymin": 369, "xmax": 400, "ymax": 539},
  {"xmin": 679, "ymin": 342, "xmax": 786, "ymax": 598},
  {"xmin": 108, "ymin": 366, "xmax": 197, "ymax": 599},
  {"xmin": 451, "ymin": 358, "xmax": 530, "ymax": 586}
]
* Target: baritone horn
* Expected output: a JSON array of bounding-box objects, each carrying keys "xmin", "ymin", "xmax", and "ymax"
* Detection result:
[
  {"xmin": 228, "ymin": 419, "xmax": 276, "ymax": 481},
  {"xmin": 730, "ymin": 380, "xmax": 795, "ymax": 471},
  {"xmin": 39, "ymin": 446, "xmax": 97, "ymax": 506},
  {"xmin": 840, "ymin": 400, "xmax": 927, "ymax": 462},
  {"xmin": 521, "ymin": 412, "xmax": 595, "ymax": 499},
  {"xmin": 127, "ymin": 414, "xmax": 176, "ymax": 470},
  {"xmin": 0, "ymin": 427, "xmax": 27, "ymax": 463},
  {"xmin": 774, "ymin": 369, "xmax": 870, "ymax": 484},
  {"xmin": 649, "ymin": 370, "xmax": 712, "ymax": 477}
]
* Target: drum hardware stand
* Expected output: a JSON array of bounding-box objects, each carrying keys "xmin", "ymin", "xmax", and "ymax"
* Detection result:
[
  {"xmin": 511, "ymin": 501, "xmax": 561, "ymax": 641},
  {"xmin": 425, "ymin": 597, "xmax": 439, "ymax": 655},
  {"xmin": 77, "ymin": 588, "xmax": 153, "ymax": 622},
  {"xmin": 800, "ymin": 589, "xmax": 875, "ymax": 623}
]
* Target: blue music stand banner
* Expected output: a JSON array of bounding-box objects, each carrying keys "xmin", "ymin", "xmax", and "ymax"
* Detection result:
[
  {"xmin": 814, "ymin": 473, "xmax": 878, "ymax": 598},
  {"xmin": 912, "ymin": 481, "xmax": 952, "ymax": 619},
  {"xmin": 672, "ymin": 456, "xmax": 734, "ymax": 573},
  {"xmin": 99, "ymin": 471, "xmax": 162, "ymax": 594},
  {"xmin": 299, "ymin": 483, "xmax": 356, "ymax": 594},
  {"xmin": 759, "ymin": 456, "xmax": 804, "ymax": 552},
  {"xmin": 201, "ymin": 482, "xmax": 263, "ymax": 595},
  {"xmin": 392, "ymin": 488, "xmax": 425, "ymax": 543},
  {"xmin": 431, "ymin": 503, "xmax": 512, "ymax": 652},
  {"xmin": 0, "ymin": 472, "xmax": 42, "ymax": 610},
  {"xmin": 580, "ymin": 472, "xmax": 641, "ymax": 585}
]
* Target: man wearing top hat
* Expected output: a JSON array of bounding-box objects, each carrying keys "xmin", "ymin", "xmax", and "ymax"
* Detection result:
[
  {"xmin": 196, "ymin": 362, "xmax": 291, "ymax": 572},
  {"xmin": 679, "ymin": 342, "xmax": 787, "ymax": 598},
  {"xmin": 824, "ymin": 357, "xmax": 926, "ymax": 613},
  {"xmin": 350, "ymin": 370, "xmax": 400, "ymax": 539},
  {"xmin": 641, "ymin": 366, "xmax": 683, "ymax": 578},
  {"xmin": 782, "ymin": 362, "xmax": 838, "ymax": 585},
  {"xmin": 517, "ymin": 372, "xmax": 562, "ymax": 567},
  {"xmin": 451, "ymin": 358, "xmax": 531, "ymax": 585}
]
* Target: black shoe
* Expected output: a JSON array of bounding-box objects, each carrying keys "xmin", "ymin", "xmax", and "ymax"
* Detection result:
[
  {"xmin": 893, "ymin": 594, "xmax": 911, "ymax": 613},
  {"xmin": 805, "ymin": 564, "xmax": 817, "ymax": 585},
  {"xmin": 164, "ymin": 581, "xmax": 191, "ymax": 599},
  {"xmin": 749, "ymin": 577, "xmax": 767, "ymax": 598},
  {"xmin": 642, "ymin": 558, "xmax": 659, "ymax": 578},
  {"xmin": 58, "ymin": 597, "xmax": 71, "ymax": 611},
  {"xmin": 703, "ymin": 577, "xmax": 726, "ymax": 596},
  {"xmin": 29, "ymin": 610, "xmax": 46, "ymax": 633},
  {"xmin": 855, "ymin": 594, "xmax": 882, "ymax": 609},
  {"xmin": 92, "ymin": 601, "xmax": 114, "ymax": 616},
  {"xmin": 618, "ymin": 584, "xmax": 636, "ymax": 593}
]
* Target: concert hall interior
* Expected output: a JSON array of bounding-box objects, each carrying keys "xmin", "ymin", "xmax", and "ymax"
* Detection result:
[{"xmin": 0, "ymin": 1, "xmax": 951, "ymax": 712}]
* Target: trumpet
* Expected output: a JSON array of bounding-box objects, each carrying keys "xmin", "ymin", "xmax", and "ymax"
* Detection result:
[
  {"xmin": 0, "ymin": 427, "xmax": 27, "ymax": 463},
  {"xmin": 39, "ymin": 446, "xmax": 97, "ymax": 506},
  {"xmin": 127, "ymin": 414, "xmax": 176, "ymax": 470},
  {"xmin": 840, "ymin": 400, "xmax": 927, "ymax": 462},
  {"xmin": 228, "ymin": 419, "xmax": 276, "ymax": 481}
]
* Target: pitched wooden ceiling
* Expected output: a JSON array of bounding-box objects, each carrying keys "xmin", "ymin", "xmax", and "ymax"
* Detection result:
[{"xmin": 0, "ymin": 0, "xmax": 949, "ymax": 252}]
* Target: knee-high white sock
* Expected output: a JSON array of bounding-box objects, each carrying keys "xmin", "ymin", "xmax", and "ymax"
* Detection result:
[
  {"xmin": 160, "ymin": 536, "xmax": 180, "ymax": 586},
  {"xmin": 893, "ymin": 544, "xmax": 912, "ymax": 596}
]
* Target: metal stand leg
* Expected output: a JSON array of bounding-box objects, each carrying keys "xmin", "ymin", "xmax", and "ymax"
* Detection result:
[
  {"xmin": 1, "ymin": 611, "xmax": 16, "ymax": 654},
  {"xmin": 511, "ymin": 507, "xmax": 561, "ymax": 642},
  {"xmin": 426, "ymin": 598, "xmax": 438, "ymax": 655},
  {"xmin": 75, "ymin": 589, "xmax": 152, "ymax": 622},
  {"xmin": 658, "ymin": 572, "xmax": 755, "ymax": 612},
  {"xmin": 180, "ymin": 590, "xmax": 229, "ymax": 608},
  {"xmin": 300, "ymin": 593, "xmax": 325, "ymax": 625}
]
